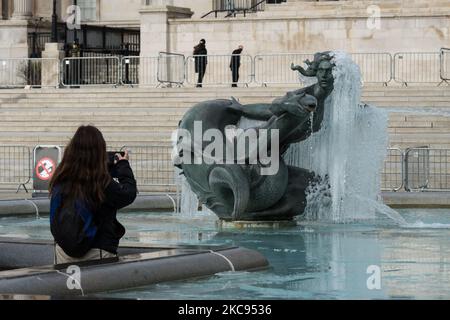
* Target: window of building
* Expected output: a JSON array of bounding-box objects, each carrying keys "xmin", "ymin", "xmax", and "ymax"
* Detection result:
[{"xmin": 78, "ymin": 0, "xmax": 97, "ymax": 22}]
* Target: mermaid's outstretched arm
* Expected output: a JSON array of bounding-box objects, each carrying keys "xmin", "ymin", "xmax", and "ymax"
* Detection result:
[{"xmin": 290, "ymin": 62, "xmax": 316, "ymax": 77}]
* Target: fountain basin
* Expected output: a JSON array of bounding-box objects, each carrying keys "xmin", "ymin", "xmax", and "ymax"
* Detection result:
[{"xmin": 0, "ymin": 238, "xmax": 269, "ymax": 296}]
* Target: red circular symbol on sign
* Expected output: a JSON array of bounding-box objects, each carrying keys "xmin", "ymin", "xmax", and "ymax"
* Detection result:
[{"xmin": 35, "ymin": 157, "xmax": 56, "ymax": 181}]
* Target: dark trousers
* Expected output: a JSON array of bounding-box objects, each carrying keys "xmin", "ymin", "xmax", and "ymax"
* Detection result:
[
  {"xmin": 231, "ymin": 67, "xmax": 240, "ymax": 87},
  {"xmin": 196, "ymin": 68, "xmax": 206, "ymax": 87}
]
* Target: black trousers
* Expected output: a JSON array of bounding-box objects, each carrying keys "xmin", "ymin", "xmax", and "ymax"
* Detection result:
[
  {"xmin": 197, "ymin": 69, "xmax": 206, "ymax": 87},
  {"xmin": 231, "ymin": 67, "xmax": 240, "ymax": 87}
]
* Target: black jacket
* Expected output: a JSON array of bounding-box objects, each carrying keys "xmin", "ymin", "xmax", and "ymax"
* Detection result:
[
  {"xmin": 194, "ymin": 44, "xmax": 208, "ymax": 73},
  {"xmin": 91, "ymin": 160, "xmax": 137, "ymax": 254},
  {"xmin": 230, "ymin": 48, "xmax": 243, "ymax": 70}
]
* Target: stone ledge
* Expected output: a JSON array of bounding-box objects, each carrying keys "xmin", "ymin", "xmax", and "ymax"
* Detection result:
[
  {"xmin": 382, "ymin": 191, "xmax": 450, "ymax": 208},
  {"xmin": 140, "ymin": 5, "xmax": 193, "ymax": 18},
  {"xmin": 0, "ymin": 20, "xmax": 28, "ymax": 27},
  {"xmin": 0, "ymin": 194, "xmax": 176, "ymax": 217}
]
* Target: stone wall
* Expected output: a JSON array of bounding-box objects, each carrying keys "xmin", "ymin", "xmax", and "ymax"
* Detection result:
[
  {"xmin": 27, "ymin": 0, "xmax": 211, "ymax": 25},
  {"xmin": 0, "ymin": 19, "xmax": 28, "ymax": 58},
  {"xmin": 34, "ymin": 0, "xmax": 52, "ymax": 19},
  {"xmin": 165, "ymin": 1, "xmax": 450, "ymax": 57}
]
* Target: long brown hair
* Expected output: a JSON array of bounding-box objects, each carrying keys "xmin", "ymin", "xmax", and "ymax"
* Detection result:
[{"xmin": 49, "ymin": 125, "xmax": 111, "ymax": 207}]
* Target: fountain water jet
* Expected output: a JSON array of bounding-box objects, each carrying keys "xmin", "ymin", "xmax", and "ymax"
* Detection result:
[{"xmin": 285, "ymin": 52, "xmax": 403, "ymax": 224}]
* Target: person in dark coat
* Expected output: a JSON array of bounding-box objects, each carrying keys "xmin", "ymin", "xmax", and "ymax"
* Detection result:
[
  {"xmin": 230, "ymin": 45, "xmax": 244, "ymax": 87},
  {"xmin": 193, "ymin": 39, "xmax": 208, "ymax": 87}
]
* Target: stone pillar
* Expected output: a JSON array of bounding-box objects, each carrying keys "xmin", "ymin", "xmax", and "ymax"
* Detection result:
[
  {"xmin": 12, "ymin": 0, "xmax": 32, "ymax": 20},
  {"xmin": 140, "ymin": 3, "xmax": 193, "ymax": 86},
  {"xmin": 41, "ymin": 43, "xmax": 64, "ymax": 88},
  {"xmin": 140, "ymin": 4, "xmax": 192, "ymax": 56}
]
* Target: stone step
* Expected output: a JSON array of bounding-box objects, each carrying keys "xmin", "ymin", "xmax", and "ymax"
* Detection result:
[
  {"xmin": 0, "ymin": 96, "xmax": 269, "ymax": 102},
  {"xmin": 389, "ymin": 121, "xmax": 450, "ymax": 128},
  {"xmin": 0, "ymin": 102, "xmax": 198, "ymax": 109},
  {"xmin": 389, "ymin": 133, "xmax": 450, "ymax": 146},
  {"xmin": 0, "ymin": 88, "xmax": 447, "ymax": 96},
  {"xmin": 1, "ymin": 112, "xmax": 449, "ymax": 128},
  {"xmin": 388, "ymin": 128, "xmax": 450, "ymax": 134},
  {"xmin": 3, "ymin": 93, "xmax": 450, "ymax": 100},
  {"xmin": 2, "ymin": 101, "xmax": 450, "ymax": 110},
  {"xmin": 0, "ymin": 119, "xmax": 179, "ymax": 125},
  {"xmin": 0, "ymin": 88, "xmax": 284, "ymax": 96},
  {"xmin": 0, "ymin": 86, "xmax": 447, "ymax": 95},
  {"xmin": 0, "ymin": 109, "xmax": 186, "ymax": 116},
  {"xmin": 369, "ymin": 102, "xmax": 450, "ymax": 108},
  {"xmin": 0, "ymin": 126, "xmax": 175, "ymax": 133},
  {"xmin": 0, "ymin": 91, "xmax": 285, "ymax": 99},
  {"xmin": 0, "ymin": 132, "xmax": 172, "ymax": 144}
]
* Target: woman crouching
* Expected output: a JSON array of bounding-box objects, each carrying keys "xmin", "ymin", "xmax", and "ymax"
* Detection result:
[{"xmin": 49, "ymin": 125, "xmax": 137, "ymax": 264}]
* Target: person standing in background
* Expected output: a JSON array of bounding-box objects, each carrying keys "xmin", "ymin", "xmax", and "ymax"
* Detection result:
[
  {"xmin": 230, "ymin": 45, "xmax": 244, "ymax": 88},
  {"xmin": 193, "ymin": 39, "xmax": 208, "ymax": 88}
]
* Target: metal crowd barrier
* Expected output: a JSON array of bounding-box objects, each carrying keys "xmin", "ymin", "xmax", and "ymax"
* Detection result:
[
  {"xmin": 1, "ymin": 144, "xmax": 450, "ymax": 194},
  {"xmin": 121, "ymin": 56, "xmax": 159, "ymax": 87},
  {"xmin": 0, "ymin": 146, "xmax": 31, "ymax": 192},
  {"xmin": 404, "ymin": 148, "xmax": 450, "ymax": 192},
  {"xmin": 254, "ymin": 53, "xmax": 314, "ymax": 85},
  {"xmin": 120, "ymin": 145, "xmax": 179, "ymax": 193},
  {"xmin": 393, "ymin": 52, "xmax": 441, "ymax": 85},
  {"xmin": 2, "ymin": 52, "xmax": 448, "ymax": 88},
  {"xmin": 440, "ymin": 48, "xmax": 450, "ymax": 83},
  {"xmin": 62, "ymin": 56, "xmax": 120, "ymax": 87},
  {"xmin": 381, "ymin": 148, "xmax": 404, "ymax": 191},
  {"xmin": 0, "ymin": 58, "xmax": 59, "ymax": 88},
  {"xmin": 350, "ymin": 53, "xmax": 392, "ymax": 85},
  {"xmin": 185, "ymin": 54, "xmax": 253, "ymax": 86},
  {"xmin": 158, "ymin": 52, "xmax": 185, "ymax": 86}
]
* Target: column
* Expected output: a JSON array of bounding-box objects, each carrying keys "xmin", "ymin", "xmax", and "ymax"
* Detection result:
[
  {"xmin": 12, "ymin": 0, "xmax": 32, "ymax": 20},
  {"xmin": 140, "ymin": 3, "xmax": 192, "ymax": 86}
]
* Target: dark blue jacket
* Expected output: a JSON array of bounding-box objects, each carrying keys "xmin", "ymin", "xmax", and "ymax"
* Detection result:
[{"xmin": 51, "ymin": 160, "xmax": 137, "ymax": 254}]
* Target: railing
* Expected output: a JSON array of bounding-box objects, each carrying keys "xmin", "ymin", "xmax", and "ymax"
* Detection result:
[
  {"xmin": 381, "ymin": 148, "xmax": 404, "ymax": 192},
  {"xmin": 440, "ymin": 48, "xmax": 450, "ymax": 83},
  {"xmin": 254, "ymin": 53, "xmax": 315, "ymax": 85},
  {"xmin": 0, "ymin": 144, "xmax": 449, "ymax": 193},
  {"xmin": 1, "ymin": 51, "xmax": 449, "ymax": 88},
  {"xmin": 0, "ymin": 146, "xmax": 32, "ymax": 192},
  {"xmin": 393, "ymin": 52, "xmax": 441, "ymax": 85},
  {"xmin": 0, "ymin": 58, "xmax": 59, "ymax": 88},
  {"xmin": 403, "ymin": 148, "xmax": 450, "ymax": 192},
  {"xmin": 158, "ymin": 52, "xmax": 185, "ymax": 86},
  {"xmin": 121, "ymin": 56, "xmax": 159, "ymax": 86},
  {"xmin": 350, "ymin": 52, "xmax": 393, "ymax": 85},
  {"xmin": 61, "ymin": 56, "xmax": 121, "ymax": 87},
  {"xmin": 120, "ymin": 145, "xmax": 179, "ymax": 193},
  {"xmin": 121, "ymin": 53, "xmax": 185, "ymax": 87},
  {"xmin": 203, "ymin": 0, "xmax": 266, "ymax": 18},
  {"xmin": 28, "ymin": 32, "xmax": 52, "ymax": 58},
  {"xmin": 185, "ymin": 54, "xmax": 253, "ymax": 86}
]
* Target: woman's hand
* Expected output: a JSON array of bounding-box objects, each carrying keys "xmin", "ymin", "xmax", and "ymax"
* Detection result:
[{"xmin": 115, "ymin": 150, "xmax": 130, "ymax": 163}]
